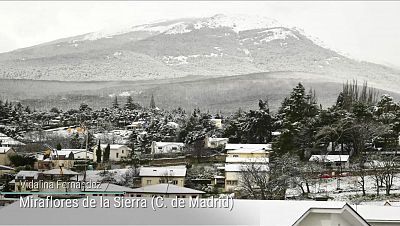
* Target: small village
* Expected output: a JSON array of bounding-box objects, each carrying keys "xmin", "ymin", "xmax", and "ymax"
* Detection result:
[{"xmin": 1, "ymin": 81, "xmax": 400, "ymax": 224}]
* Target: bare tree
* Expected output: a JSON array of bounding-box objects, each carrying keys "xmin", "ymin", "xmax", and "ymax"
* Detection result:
[
  {"xmin": 239, "ymin": 154, "xmax": 299, "ymax": 200},
  {"xmin": 351, "ymin": 156, "xmax": 368, "ymax": 196}
]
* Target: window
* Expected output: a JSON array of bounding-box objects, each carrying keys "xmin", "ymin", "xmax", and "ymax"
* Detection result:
[
  {"xmin": 226, "ymin": 180, "xmax": 238, "ymax": 185},
  {"xmin": 233, "ymin": 155, "xmax": 239, "ymax": 157},
  {"xmin": 136, "ymin": 195, "xmax": 142, "ymax": 197},
  {"xmin": 172, "ymin": 147, "xmax": 177, "ymax": 150},
  {"xmin": 147, "ymin": 180, "xmax": 152, "ymax": 185},
  {"xmin": 122, "ymin": 150, "xmax": 124, "ymax": 154},
  {"xmin": 172, "ymin": 180, "xmax": 178, "ymax": 185},
  {"xmin": 159, "ymin": 179, "xmax": 166, "ymax": 183},
  {"xmin": 116, "ymin": 153, "xmax": 119, "ymax": 158}
]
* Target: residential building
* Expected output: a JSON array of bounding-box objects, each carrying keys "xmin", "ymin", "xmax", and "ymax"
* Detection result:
[
  {"xmin": 0, "ymin": 134, "xmax": 25, "ymax": 147},
  {"xmin": 14, "ymin": 169, "xmax": 80, "ymax": 193},
  {"xmin": 14, "ymin": 171, "xmax": 41, "ymax": 192},
  {"xmin": 209, "ymin": 118, "xmax": 223, "ymax": 129},
  {"xmin": 204, "ymin": 137, "xmax": 228, "ymax": 149},
  {"xmin": 224, "ymin": 163, "xmax": 269, "ymax": 192},
  {"xmin": 139, "ymin": 166, "xmax": 186, "ymax": 187},
  {"xmin": 0, "ymin": 165, "xmax": 14, "ymax": 176},
  {"xmin": 226, "ymin": 149, "xmax": 270, "ymax": 159},
  {"xmin": 130, "ymin": 183, "xmax": 205, "ymax": 198},
  {"xmin": 224, "ymin": 146, "xmax": 270, "ymax": 192},
  {"xmin": 0, "ymin": 147, "xmax": 16, "ymax": 166},
  {"xmin": 151, "ymin": 142, "xmax": 185, "ymax": 155},
  {"xmin": 309, "ymin": 155, "xmax": 350, "ymax": 169},
  {"xmin": 93, "ymin": 144, "xmax": 131, "ymax": 162},
  {"xmin": 225, "ymin": 143, "xmax": 272, "ymax": 151}
]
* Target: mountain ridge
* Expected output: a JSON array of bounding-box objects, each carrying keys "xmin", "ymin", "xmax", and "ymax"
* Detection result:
[{"xmin": 0, "ymin": 14, "xmax": 399, "ymax": 93}]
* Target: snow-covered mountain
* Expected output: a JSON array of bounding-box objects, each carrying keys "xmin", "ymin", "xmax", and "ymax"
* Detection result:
[{"xmin": 0, "ymin": 14, "xmax": 399, "ymax": 93}]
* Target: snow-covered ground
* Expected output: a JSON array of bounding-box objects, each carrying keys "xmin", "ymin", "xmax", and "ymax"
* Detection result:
[{"xmin": 287, "ymin": 174, "xmax": 400, "ymax": 204}]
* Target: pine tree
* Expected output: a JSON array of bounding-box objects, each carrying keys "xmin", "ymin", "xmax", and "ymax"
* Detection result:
[
  {"xmin": 103, "ymin": 144, "xmax": 110, "ymax": 162},
  {"xmin": 112, "ymin": 96, "xmax": 119, "ymax": 109},
  {"xmin": 96, "ymin": 140, "xmax": 102, "ymax": 163},
  {"xmin": 125, "ymin": 96, "xmax": 134, "ymax": 110},
  {"xmin": 56, "ymin": 143, "xmax": 62, "ymax": 150},
  {"xmin": 150, "ymin": 94, "xmax": 156, "ymax": 109}
]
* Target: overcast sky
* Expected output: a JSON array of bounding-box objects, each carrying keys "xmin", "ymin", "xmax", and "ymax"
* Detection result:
[{"xmin": 0, "ymin": 1, "xmax": 399, "ymax": 67}]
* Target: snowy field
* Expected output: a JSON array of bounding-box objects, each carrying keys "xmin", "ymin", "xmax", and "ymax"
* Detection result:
[{"xmin": 287, "ymin": 173, "xmax": 400, "ymax": 204}]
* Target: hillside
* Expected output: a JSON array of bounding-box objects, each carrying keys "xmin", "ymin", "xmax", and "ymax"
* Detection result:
[{"xmin": 2, "ymin": 72, "xmax": 400, "ymax": 113}]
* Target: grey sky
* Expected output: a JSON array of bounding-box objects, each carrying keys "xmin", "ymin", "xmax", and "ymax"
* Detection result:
[{"xmin": 0, "ymin": 1, "xmax": 399, "ymax": 67}]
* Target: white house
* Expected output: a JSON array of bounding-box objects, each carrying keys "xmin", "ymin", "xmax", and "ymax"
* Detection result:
[
  {"xmin": 209, "ymin": 118, "xmax": 223, "ymax": 129},
  {"xmin": 309, "ymin": 155, "xmax": 350, "ymax": 168},
  {"xmin": 139, "ymin": 166, "xmax": 187, "ymax": 187},
  {"xmin": 224, "ymin": 163, "xmax": 269, "ymax": 192},
  {"xmin": 151, "ymin": 141, "xmax": 185, "ymax": 155},
  {"xmin": 125, "ymin": 121, "xmax": 146, "ymax": 130},
  {"xmin": 52, "ymin": 149, "xmax": 93, "ymax": 160},
  {"xmin": 0, "ymin": 136, "xmax": 25, "ymax": 147},
  {"xmin": 204, "ymin": 137, "xmax": 229, "ymax": 149},
  {"xmin": 223, "ymin": 147, "xmax": 270, "ymax": 192},
  {"xmin": 93, "ymin": 144, "xmax": 131, "ymax": 162},
  {"xmin": 0, "ymin": 147, "xmax": 16, "ymax": 166}
]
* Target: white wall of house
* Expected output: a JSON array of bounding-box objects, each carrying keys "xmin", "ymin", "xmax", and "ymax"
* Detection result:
[
  {"xmin": 151, "ymin": 142, "xmax": 185, "ymax": 154},
  {"xmin": 93, "ymin": 145, "xmax": 131, "ymax": 162}
]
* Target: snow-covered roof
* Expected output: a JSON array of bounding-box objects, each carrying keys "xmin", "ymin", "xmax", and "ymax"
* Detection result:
[
  {"xmin": 1, "ymin": 139, "xmax": 25, "ymax": 146},
  {"xmin": 139, "ymin": 166, "xmax": 186, "ymax": 177},
  {"xmin": 256, "ymin": 201, "xmax": 368, "ymax": 226},
  {"xmin": 272, "ymin": 131, "xmax": 282, "ymax": 136},
  {"xmin": 0, "ymin": 147, "xmax": 13, "ymax": 154},
  {"xmin": 226, "ymin": 157, "xmax": 269, "ymax": 163},
  {"xmin": 354, "ymin": 204, "xmax": 400, "ymax": 223},
  {"xmin": 207, "ymin": 137, "xmax": 229, "ymax": 142},
  {"xmin": 52, "ymin": 149, "xmax": 91, "ymax": 156},
  {"xmin": 85, "ymin": 183, "xmax": 136, "ymax": 193},
  {"xmin": 225, "ymin": 143, "xmax": 272, "ymax": 151},
  {"xmin": 227, "ymin": 149, "xmax": 269, "ymax": 154},
  {"xmin": 52, "ymin": 150, "xmax": 74, "ymax": 156},
  {"xmin": 131, "ymin": 184, "xmax": 205, "ymax": 194},
  {"xmin": 43, "ymin": 168, "xmax": 79, "ymax": 175},
  {"xmin": 0, "ymin": 165, "xmax": 14, "ymax": 170},
  {"xmin": 153, "ymin": 142, "xmax": 185, "ymax": 147},
  {"xmin": 99, "ymin": 144, "xmax": 130, "ymax": 150},
  {"xmin": 166, "ymin": 122, "xmax": 179, "ymax": 127},
  {"xmin": 309, "ymin": 155, "xmax": 349, "ymax": 163},
  {"xmin": 224, "ymin": 163, "xmax": 269, "ymax": 172},
  {"xmin": 15, "ymin": 171, "xmax": 39, "ymax": 179}
]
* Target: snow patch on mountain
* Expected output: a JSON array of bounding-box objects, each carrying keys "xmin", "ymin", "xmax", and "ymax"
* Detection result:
[
  {"xmin": 131, "ymin": 22, "xmax": 187, "ymax": 34},
  {"xmin": 163, "ymin": 52, "xmax": 225, "ymax": 65},
  {"xmin": 165, "ymin": 23, "xmax": 191, "ymax": 35},
  {"xmin": 194, "ymin": 14, "xmax": 282, "ymax": 33},
  {"xmin": 256, "ymin": 28, "xmax": 299, "ymax": 44}
]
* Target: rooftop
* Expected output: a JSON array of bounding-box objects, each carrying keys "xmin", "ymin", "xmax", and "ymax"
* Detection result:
[
  {"xmin": 43, "ymin": 168, "xmax": 80, "ymax": 175},
  {"xmin": 309, "ymin": 155, "xmax": 350, "ymax": 162},
  {"xmin": 139, "ymin": 166, "xmax": 187, "ymax": 177},
  {"xmin": 15, "ymin": 171, "xmax": 40, "ymax": 179},
  {"xmin": 0, "ymin": 147, "xmax": 13, "ymax": 154},
  {"xmin": 225, "ymin": 143, "xmax": 272, "ymax": 151}
]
